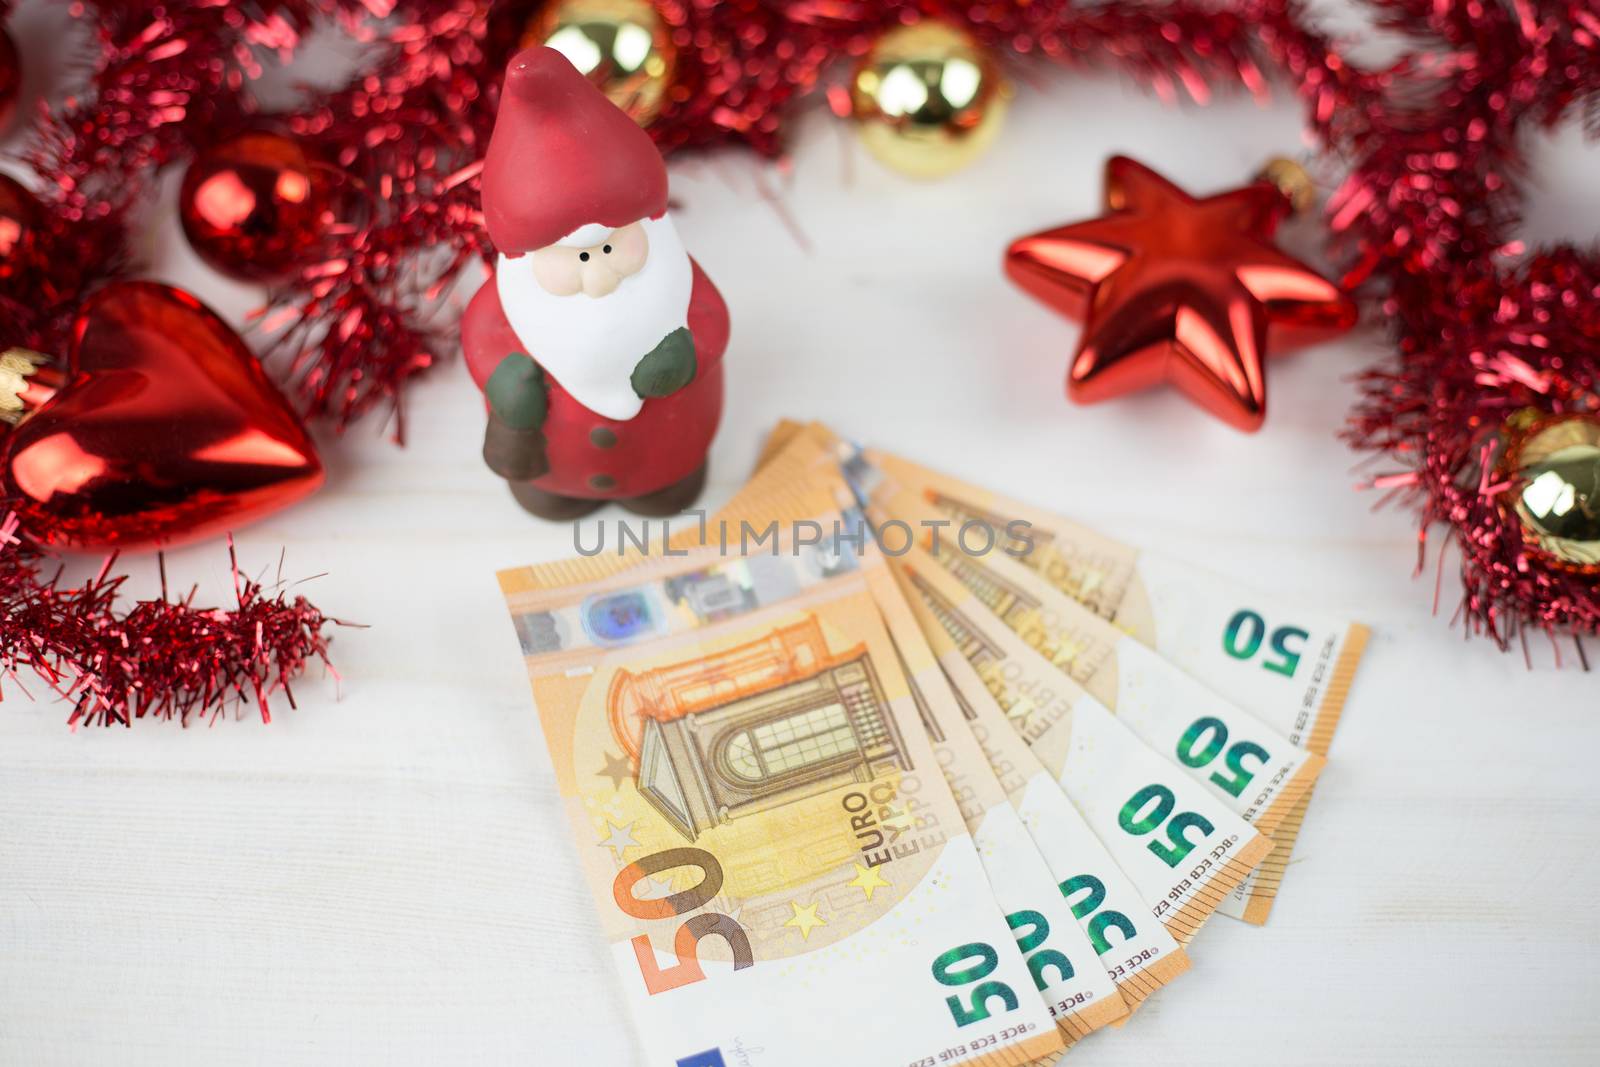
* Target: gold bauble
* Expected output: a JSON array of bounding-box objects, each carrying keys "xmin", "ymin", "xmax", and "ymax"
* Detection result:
[
  {"xmin": 1505, "ymin": 413, "xmax": 1600, "ymax": 572},
  {"xmin": 525, "ymin": 0, "xmax": 675, "ymax": 125},
  {"xmin": 850, "ymin": 21, "xmax": 1010, "ymax": 179}
]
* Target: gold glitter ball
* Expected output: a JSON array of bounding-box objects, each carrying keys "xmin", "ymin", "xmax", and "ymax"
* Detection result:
[
  {"xmin": 525, "ymin": 0, "xmax": 675, "ymax": 125},
  {"xmin": 1507, "ymin": 413, "xmax": 1600, "ymax": 571},
  {"xmin": 850, "ymin": 21, "xmax": 1010, "ymax": 180}
]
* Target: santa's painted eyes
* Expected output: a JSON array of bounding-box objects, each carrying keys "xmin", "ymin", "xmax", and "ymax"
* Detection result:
[
  {"xmin": 603, "ymin": 245, "xmax": 612, "ymax": 254},
  {"xmin": 579, "ymin": 252, "xmax": 590, "ymax": 262}
]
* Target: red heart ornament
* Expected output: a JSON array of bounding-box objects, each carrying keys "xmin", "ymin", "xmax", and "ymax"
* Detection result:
[{"xmin": 1, "ymin": 281, "xmax": 323, "ymax": 550}]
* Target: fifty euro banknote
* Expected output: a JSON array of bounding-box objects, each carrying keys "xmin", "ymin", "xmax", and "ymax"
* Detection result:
[
  {"xmin": 498, "ymin": 491, "xmax": 1063, "ymax": 1067},
  {"xmin": 891, "ymin": 546, "xmax": 1274, "ymax": 943},
  {"xmin": 850, "ymin": 464, "xmax": 1326, "ymax": 923},
  {"xmin": 745, "ymin": 435, "xmax": 1191, "ymax": 1011},
  {"xmin": 552, "ymin": 482, "xmax": 1133, "ymax": 1047},
  {"xmin": 760, "ymin": 421, "xmax": 1368, "ymax": 925},
  {"xmin": 928, "ymin": 614, "xmax": 1191, "ymax": 1015}
]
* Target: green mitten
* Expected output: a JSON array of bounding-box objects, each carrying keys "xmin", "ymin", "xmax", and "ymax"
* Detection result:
[
  {"xmin": 485, "ymin": 352, "xmax": 547, "ymax": 430},
  {"xmin": 630, "ymin": 327, "xmax": 697, "ymax": 399}
]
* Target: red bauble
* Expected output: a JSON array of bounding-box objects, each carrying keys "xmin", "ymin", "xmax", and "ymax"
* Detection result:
[
  {"xmin": 0, "ymin": 173, "xmax": 40, "ymax": 279},
  {"xmin": 1006, "ymin": 156, "xmax": 1357, "ymax": 433},
  {"xmin": 178, "ymin": 132, "xmax": 334, "ymax": 282},
  {"xmin": 0, "ymin": 27, "xmax": 19, "ymax": 132},
  {"xmin": 0, "ymin": 282, "xmax": 324, "ymax": 550}
]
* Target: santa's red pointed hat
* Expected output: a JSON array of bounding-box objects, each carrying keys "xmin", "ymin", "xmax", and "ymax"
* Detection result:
[{"xmin": 482, "ymin": 46, "xmax": 668, "ymax": 256}]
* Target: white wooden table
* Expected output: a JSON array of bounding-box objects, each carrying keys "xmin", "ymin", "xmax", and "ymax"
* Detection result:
[{"xmin": 3, "ymin": 11, "xmax": 1598, "ymax": 1063}]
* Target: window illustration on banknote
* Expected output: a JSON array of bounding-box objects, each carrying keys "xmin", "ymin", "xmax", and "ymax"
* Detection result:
[{"xmin": 607, "ymin": 616, "xmax": 913, "ymax": 841}]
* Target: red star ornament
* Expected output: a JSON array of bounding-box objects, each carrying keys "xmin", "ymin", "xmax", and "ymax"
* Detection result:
[{"xmin": 1005, "ymin": 155, "xmax": 1357, "ymax": 432}]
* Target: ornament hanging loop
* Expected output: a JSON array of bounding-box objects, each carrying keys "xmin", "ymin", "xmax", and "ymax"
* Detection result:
[{"xmin": 1255, "ymin": 157, "xmax": 1317, "ymax": 217}]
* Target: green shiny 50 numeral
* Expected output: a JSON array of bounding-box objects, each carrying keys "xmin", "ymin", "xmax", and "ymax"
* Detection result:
[
  {"xmin": 1223, "ymin": 609, "xmax": 1309, "ymax": 677},
  {"xmin": 1059, "ymin": 874, "xmax": 1137, "ymax": 955},
  {"xmin": 1118, "ymin": 784, "xmax": 1215, "ymax": 868},
  {"xmin": 1006, "ymin": 909, "xmax": 1076, "ymax": 991},
  {"xmin": 931, "ymin": 942, "xmax": 1020, "ymax": 1027},
  {"xmin": 1176, "ymin": 716, "xmax": 1271, "ymax": 798}
]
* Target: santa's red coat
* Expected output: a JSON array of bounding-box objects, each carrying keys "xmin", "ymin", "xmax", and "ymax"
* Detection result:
[{"xmin": 462, "ymin": 259, "xmax": 728, "ymax": 500}]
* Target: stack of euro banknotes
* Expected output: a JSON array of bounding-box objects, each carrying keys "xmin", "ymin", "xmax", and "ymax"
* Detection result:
[{"xmin": 497, "ymin": 421, "xmax": 1370, "ymax": 1067}]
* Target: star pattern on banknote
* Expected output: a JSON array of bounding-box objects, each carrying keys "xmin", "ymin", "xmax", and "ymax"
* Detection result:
[
  {"xmin": 1079, "ymin": 567, "xmax": 1107, "ymax": 599},
  {"xmin": 847, "ymin": 863, "xmax": 891, "ymax": 902},
  {"xmin": 1004, "ymin": 696, "xmax": 1036, "ymax": 731},
  {"xmin": 639, "ymin": 872, "xmax": 676, "ymax": 899},
  {"xmin": 596, "ymin": 750, "xmax": 633, "ymax": 791},
  {"xmin": 1064, "ymin": 634, "xmax": 1091, "ymax": 663},
  {"xmin": 784, "ymin": 900, "xmax": 827, "ymax": 941},
  {"xmin": 598, "ymin": 819, "xmax": 640, "ymax": 861},
  {"xmin": 879, "ymin": 804, "xmax": 914, "ymax": 835}
]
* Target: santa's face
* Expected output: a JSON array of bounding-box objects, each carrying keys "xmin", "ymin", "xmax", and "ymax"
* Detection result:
[
  {"xmin": 496, "ymin": 213, "xmax": 692, "ymax": 422},
  {"xmin": 529, "ymin": 222, "xmax": 649, "ymax": 297}
]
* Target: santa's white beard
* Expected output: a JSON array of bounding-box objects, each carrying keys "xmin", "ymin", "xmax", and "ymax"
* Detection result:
[{"xmin": 496, "ymin": 213, "xmax": 692, "ymax": 421}]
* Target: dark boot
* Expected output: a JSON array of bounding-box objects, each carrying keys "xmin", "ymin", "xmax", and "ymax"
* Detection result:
[
  {"xmin": 483, "ymin": 416, "xmax": 549, "ymax": 482},
  {"xmin": 619, "ymin": 463, "xmax": 707, "ymax": 517},
  {"xmin": 508, "ymin": 479, "xmax": 605, "ymax": 520}
]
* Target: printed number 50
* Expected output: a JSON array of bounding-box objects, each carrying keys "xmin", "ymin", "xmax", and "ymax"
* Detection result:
[
  {"xmin": 614, "ymin": 848, "xmax": 753, "ymax": 995},
  {"xmin": 931, "ymin": 942, "xmax": 1019, "ymax": 1027},
  {"xmin": 1118, "ymin": 784, "xmax": 1214, "ymax": 868},
  {"xmin": 1223, "ymin": 610, "xmax": 1309, "ymax": 677}
]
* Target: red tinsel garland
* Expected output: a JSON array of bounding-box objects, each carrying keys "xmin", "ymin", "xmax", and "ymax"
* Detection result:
[
  {"xmin": 269, "ymin": 0, "xmax": 1600, "ymax": 646},
  {"xmin": 0, "ymin": 0, "xmax": 1595, "ymax": 679},
  {"xmin": 0, "ymin": 513, "xmax": 341, "ymax": 727},
  {"xmin": 1326, "ymin": 2, "xmax": 1600, "ymax": 648},
  {"xmin": 0, "ymin": 0, "xmax": 349, "ymax": 725},
  {"xmin": 2, "ymin": 0, "xmax": 334, "ymax": 354}
]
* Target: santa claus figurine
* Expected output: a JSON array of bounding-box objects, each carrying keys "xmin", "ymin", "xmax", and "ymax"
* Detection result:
[{"xmin": 463, "ymin": 47, "xmax": 729, "ymax": 518}]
